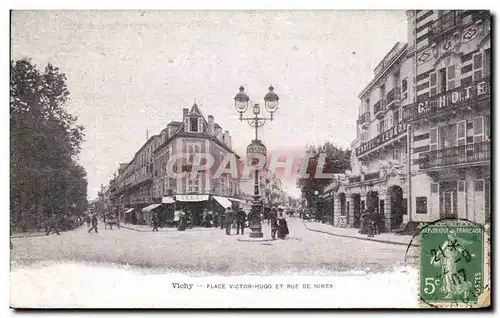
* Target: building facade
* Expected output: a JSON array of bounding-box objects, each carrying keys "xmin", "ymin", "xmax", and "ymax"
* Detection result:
[
  {"xmin": 111, "ymin": 103, "xmax": 242, "ymax": 225},
  {"xmin": 326, "ymin": 10, "xmax": 491, "ymax": 231}
]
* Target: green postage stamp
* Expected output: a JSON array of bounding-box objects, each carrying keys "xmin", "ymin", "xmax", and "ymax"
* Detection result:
[{"xmin": 419, "ymin": 220, "xmax": 489, "ymax": 307}]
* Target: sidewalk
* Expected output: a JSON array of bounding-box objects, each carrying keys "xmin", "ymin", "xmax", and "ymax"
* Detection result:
[
  {"xmin": 302, "ymin": 220, "xmax": 419, "ymax": 247},
  {"xmin": 120, "ymin": 223, "xmax": 220, "ymax": 233}
]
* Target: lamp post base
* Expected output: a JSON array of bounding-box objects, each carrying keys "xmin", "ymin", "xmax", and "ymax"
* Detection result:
[{"xmin": 249, "ymin": 231, "xmax": 264, "ymax": 238}]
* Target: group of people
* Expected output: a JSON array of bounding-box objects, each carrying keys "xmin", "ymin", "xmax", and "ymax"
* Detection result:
[
  {"xmin": 44, "ymin": 213, "xmax": 86, "ymax": 235},
  {"xmin": 359, "ymin": 210, "xmax": 385, "ymax": 237},
  {"xmin": 267, "ymin": 209, "xmax": 289, "ymax": 240}
]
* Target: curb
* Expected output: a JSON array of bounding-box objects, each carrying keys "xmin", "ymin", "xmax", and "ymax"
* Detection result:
[
  {"xmin": 302, "ymin": 221, "xmax": 419, "ymax": 247},
  {"xmin": 236, "ymin": 238, "xmax": 276, "ymax": 243},
  {"xmin": 11, "ymin": 233, "xmax": 49, "ymax": 239}
]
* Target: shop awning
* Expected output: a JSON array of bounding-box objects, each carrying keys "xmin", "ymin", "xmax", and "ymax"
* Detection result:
[
  {"xmin": 213, "ymin": 196, "xmax": 232, "ymax": 209},
  {"xmin": 124, "ymin": 208, "xmax": 134, "ymax": 214},
  {"xmin": 175, "ymin": 194, "xmax": 209, "ymax": 202},
  {"xmin": 142, "ymin": 204, "xmax": 162, "ymax": 212},
  {"xmin": 228, "ymin": 198, "xmax": 244, "ymax": 203},
  {"xmin": 162, "ymin": 196, "xmax": 175, "ymax": 204}
]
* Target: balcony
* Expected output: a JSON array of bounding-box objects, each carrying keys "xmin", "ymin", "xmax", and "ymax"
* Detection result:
[
  {"xmin": 349, "ymin": 175, "xmax": 361, "ymax": 184},
  {"xmin": 374, "ymin": 100, "xmax": 387, "ymax": 119},
  {"xmin": 418, "ymin": 141, "xmax": 490, "ymax": 170},
  {"xmin": 358, "ymin": 112, "xmax": 370, "ymax": 130},
  {"xmin": 402, "ymin": 76, "xmax": 490, "ymax": 122},
  {"xmin": 386, "ymin": 87, "xmax": 401, "ymax": 109},
  {"xmin": 429, "ymin": 11, "xmax": 459, "ymax": 41},
  {"xmin": 356, "ymin": 123, "xmax": 407, "ymax": 158}
]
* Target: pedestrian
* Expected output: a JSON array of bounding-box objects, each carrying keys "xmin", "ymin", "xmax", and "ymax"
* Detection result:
[
  {"xmin": 366, "ymin": 213, "xmax": 374, "ymax": 238},
  {"xmin": 236, "ymin": 208, "xmax": 246, "ymax": 235},
  {"xmin": 213, "ymin": 211, "xmax": 219, "ymax": 228},
  {"xmin": 219, "ymin": 210, "xmax": 225, "ymax": 230},
  {"xmin": 85, "ymin": 214, "xmax": 91, "ymax": 228},
  {"xmin": 152, "ymin": 212, "xmax": 159, "ymax": 232},
  {"xmin": 45, "ymin": 213, "xmax": 61, "ymax": 236},
  {"xmin": 277, "ymin": 211, "xmax": 289, "ymax": 239},
  {"xmin": 224, "ymin": 207, "xmax": 234, "ymax": 235},
  {"xmin": 88, "ymin": 213, "xmax": 98, "ymax": 233},
  {"xmin": 269, "ymin": 209, "xmax": 278, "ymax": 239},
  {"xmin": 177, "ymin": 210, "xmax": 187, "ymax": 231}
]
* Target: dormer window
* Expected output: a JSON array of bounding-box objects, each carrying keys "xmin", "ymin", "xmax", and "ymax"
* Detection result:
[{"xmin": 184, "ymin": 116, "xmax": 204, "ymax": 133}]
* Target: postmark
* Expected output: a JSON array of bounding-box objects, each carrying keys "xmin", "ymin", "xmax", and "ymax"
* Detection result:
[{"xmin": 418, "ymin": 219, "xmax": 487, "ymax": 307}]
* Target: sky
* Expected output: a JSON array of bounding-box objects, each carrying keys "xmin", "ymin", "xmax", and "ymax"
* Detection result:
[{"xmin": 11, "ymin": 10, "xmax": 407, "ymax": 200}]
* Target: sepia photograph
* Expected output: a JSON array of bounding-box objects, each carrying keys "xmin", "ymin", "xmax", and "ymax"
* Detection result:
[{"xmin": 9, "ymin": 7, "xmax": 491, "ymax": 309}]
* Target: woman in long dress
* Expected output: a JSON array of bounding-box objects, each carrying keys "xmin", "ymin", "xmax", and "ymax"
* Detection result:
[{"xmin": 277, "ymin": 211, "xmax": 289, "ymax": 239}]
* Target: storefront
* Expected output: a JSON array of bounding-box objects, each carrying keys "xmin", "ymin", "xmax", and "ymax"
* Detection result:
[
  {"xmin": 141, "ymin": 204, "xmax": 162, "ymax": 225},
  {"xmin": 124, "ymin": 208, "xmax": 134, "ymax": 224},
  {"xmin": 174, "ymin": 194, "xmax": 210, "ymax": 226}
]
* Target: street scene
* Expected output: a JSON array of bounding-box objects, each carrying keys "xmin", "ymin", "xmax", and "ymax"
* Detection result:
[{"xmin": 10, "ymin": 10, "xmax": 491, "ymax": 308}]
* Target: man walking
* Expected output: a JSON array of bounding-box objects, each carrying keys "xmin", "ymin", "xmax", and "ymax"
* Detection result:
[
  {"xmin": 236, "ymin": 208, "xmax": 246, "ymax": 235},
  {"xmin": 45, "ymin": 213, "xmax": 60, "ymax": 236},
  {"xmin": 88, "ymin": 213, "xmax": 98, "ymax": 233},
  {"xmin": 224, "ymin": 207, "xmax": 234, "ymax": 235},
  {"xmin": 152, "ymin": 212, "xmax": 159, "ymax": 232}
]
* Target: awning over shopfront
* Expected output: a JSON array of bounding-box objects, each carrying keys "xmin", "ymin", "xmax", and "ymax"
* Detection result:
[
  {"xmin": 142, "ymin": 204, "xmax": 162, "ymax": 212},
  {"xmin": 124, "ymin": 208, "xmax": 134, "ymax": 214},
  {"xmin": 175, "ymin": 194, "xmax": 209, "ymax": 202},
  {"xmin": 162, "ymin": 196, "xmax": 175, "ymax": 204},
  {"xmin": 213, "ymin": 196, "xmax": 232, "ymax": 209},
  {"xmin": 228, "ymin": 198, "xmax": 244, "ymax": 203}
]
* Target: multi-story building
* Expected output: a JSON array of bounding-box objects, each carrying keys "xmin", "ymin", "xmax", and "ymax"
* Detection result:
[
  {"xmin": 112, "ymin": 103, "xmax": 242, "ymax": 225},
  {"xmin": 326, "ymin": 10, "xmax": 491, "ymax": 232},
  {"xmin": 404, "ymin": 10, "xmax": 491, "ymax": 225}
]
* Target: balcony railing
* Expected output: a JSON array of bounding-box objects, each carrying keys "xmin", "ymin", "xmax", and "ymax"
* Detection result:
[
  {"xmin": 349, "ymin": 175, "xmax": 361, "ymax": 184},
  {"xmin": 356, "ymin": 123, "xmax": 407, "ymax": 157},
  {"xmin": 386, "ymin": 87, "xmax": 401, "ymax": 109},
  {"xmin": 403, "ymin": 76, "xmax": 490, "ymax": 122},
  {"xmin": 364, "ymin": 171, "xmax": 380, "ymax": 181},
  {"xmin": 358, "ymin": 112, "xmax": 370, "ymax": 127},
  {"xmin": 418, "ymin": 141, "xmax": 490, "ymax": 170},
  {"xmin": 429, "ymin": 11, "xmax": 459, "ymax": 39},
  {"xmin": 374, "ymin": 100, "xmax": 387, "ymax": 118}
]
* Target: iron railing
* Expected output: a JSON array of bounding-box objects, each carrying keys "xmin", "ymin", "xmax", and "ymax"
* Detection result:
[
  {"xmin": 374, "ymin": 100, "xmax": 387, "ymax": 116},
  {"xmin": 418, "ymin": 141, "xmax": 490, "ymax": 169},
  {"xmin": 386, "ymin": 87, "xmax": 401, "ymax": 107}
]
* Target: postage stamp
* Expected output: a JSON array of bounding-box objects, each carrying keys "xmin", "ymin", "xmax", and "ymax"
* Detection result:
[{"xmin": 419, "ymin": 220, "xmax": 488, "ymax": 307}]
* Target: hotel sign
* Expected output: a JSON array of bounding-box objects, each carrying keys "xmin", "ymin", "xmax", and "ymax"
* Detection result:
[
  {"xmin": 356, "ymin": 123, "xmax": 407, "ymax": 156},
  {"xmin": 374, "ymin": 42, "xmax": 403, "ymax": 76},
  {"xmin": 416, "ymin": 80, "xmax": 489, "ymax": 115}
]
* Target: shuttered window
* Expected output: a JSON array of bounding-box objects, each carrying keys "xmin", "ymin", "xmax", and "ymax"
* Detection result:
[
  {"xmin": 184, "ymin": 117, "xmax": 190, "ymax": 132},
  {"xmin": 430, "ymin": 127, "xmax": 439, "ymax": 151},
  {"xmin": 473, "ymin": 52, "xmax": 483, "ymax": 81},
  {"xmin": 198, "ymin": 118, "xmax": 204, "ymax": 133},
  {"xmin": 447, "ymin": 64, "xmax": 456, "ymax": 90},
  {"xmin": 473, "ymin": 117, "xmax": 484, "ymax": 143},
  {"xmin": 429, "ymin": 72, "xmax": 438, "ymax": 96}
]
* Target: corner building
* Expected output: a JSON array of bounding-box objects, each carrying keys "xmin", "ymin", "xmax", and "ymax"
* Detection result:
[{"xmin": 327, "ymin": 10, "xmax": 491, "ymax": 232}]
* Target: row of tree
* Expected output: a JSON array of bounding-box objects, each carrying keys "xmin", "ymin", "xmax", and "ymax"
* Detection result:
[
  {"xmin": 10, "ymin": 59, "xmax": 88, "ymax": 231},
  {"xmin": 296, "ymin": 141, "xmax": 351, "ymax": 209}
]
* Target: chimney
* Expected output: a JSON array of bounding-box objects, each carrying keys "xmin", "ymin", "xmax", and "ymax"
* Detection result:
[
  {"xmin": 183, "ymin": 108, "xmax": 189, "ymax": 119},
  {"xmin": 208, "ymin": 115, "xmax": 214, "ymax": 134}
]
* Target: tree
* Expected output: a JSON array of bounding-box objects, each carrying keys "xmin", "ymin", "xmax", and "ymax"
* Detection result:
[
  {"xmin": 296, "ymin": 141, "xmax": 351, "ymax": 209},
  {"xmin": 10, "ymin": 59, "xmax": 87, "ymax": 230}
]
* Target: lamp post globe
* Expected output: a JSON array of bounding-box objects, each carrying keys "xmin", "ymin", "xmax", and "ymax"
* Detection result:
[
  {"xmin": 234, "ymin": 86, "xmax": 249, "ymax": 114},
  {"xmin": 263, "ymin": 85, "xmax": 279, "ymax": 113}
]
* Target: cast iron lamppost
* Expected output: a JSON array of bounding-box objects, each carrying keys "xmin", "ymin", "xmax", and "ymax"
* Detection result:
[{"xmin": 234, "ymin": 85, "xmax": 279, "ymax": 238}]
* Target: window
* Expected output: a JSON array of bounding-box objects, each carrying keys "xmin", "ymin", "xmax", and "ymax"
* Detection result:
[
  {"xmin": 393, "ymin": 148, "xmax": 401, "ymax": 161},
  {"xmin": 447, "ymin": 64, "xmax": 456, "ymax": 90},
  {"xmin": 190, "ymin": 117, "xmax": 199, "ymax": 132},
  {"xmin": 188, "ymin": 177, "xmax": 200, "ymax": 193},
  {"xmin": 365, "ymin": 98, "xmax": 370, "ymax": 113},
  {"xmin": 474, "ymin": 180, "xmax": 484, "ymax": 192},
  {"xmin": 401, "ymin": 78, "xmax": 408, "ymax": 100},
  {"xmin": 473, "ymin": 116, "xmax": 484, "ymax": 143},
  {"xmin": 430, "ymin": 127, "xmax": 439, "ymax": 151},
  {"xmin": 458, "ymin": 180, "xmax": 465, "ymax": 192},
  {"xmin": 431, "ymin": 183, "xmax": 439, "ymax": 193},
  {"xmin": 416, "ymin": 197, "xmax": 428, "ymax": 214},
  {"xmin": 380, "ymin": 84, "xmax": 386, "ymax": 100},
  {"xmin": 440, "ymin": 124, "xmax": 457, "ymax": 148},
  {"xmin": 393, "ymin": 109, "xmax": 400, "ymax": 125},
  {"xmin": 429, "ymin": 72, "xmax": 438, "ymax": 96},
  {"xmin": 473, "ymin": 52, "xmax": 483, "ymax": 81},
  {"xmin": 438, "ymin": 67, "xmax": 447, "ymax": 93},
  {"xmin": 484, "ymin": 49, "xmax": 491, "ymax": 77}
]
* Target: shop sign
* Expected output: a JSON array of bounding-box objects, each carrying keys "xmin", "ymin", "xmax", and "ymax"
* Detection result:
[
  {"xmin": 356, "ymin": 123, "xmax": 407, "ymax": 156},
  {"xmin": 175, "ymin": 194, "xmax": 209, "ymax": 202}
]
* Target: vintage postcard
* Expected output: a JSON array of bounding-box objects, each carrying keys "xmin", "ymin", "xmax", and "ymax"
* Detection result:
[{"xmin": 9, "ymin": 9, "xmax": 491, "ymax": 309}]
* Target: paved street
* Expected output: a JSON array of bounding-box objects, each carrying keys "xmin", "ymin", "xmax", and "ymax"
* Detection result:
[{"xmin": 11, "ymin": 217, "xmax": 412, "ymax": 275}]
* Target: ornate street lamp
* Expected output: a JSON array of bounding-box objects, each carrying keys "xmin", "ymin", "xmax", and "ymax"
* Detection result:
[{"xmin": 233, "ymin": 85, "xmax": 280, "ymax": 238}]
